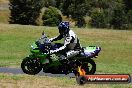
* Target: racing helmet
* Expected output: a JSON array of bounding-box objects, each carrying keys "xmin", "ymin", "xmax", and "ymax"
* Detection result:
[{"xmin": 58, "ymin": 22, "xmax": 70, "ymax": 35}]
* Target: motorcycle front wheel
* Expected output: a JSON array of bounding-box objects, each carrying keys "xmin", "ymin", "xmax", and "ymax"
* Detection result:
[{"xmin": 21, "ymin": 57, "xmax": 42, "ymax": 75}]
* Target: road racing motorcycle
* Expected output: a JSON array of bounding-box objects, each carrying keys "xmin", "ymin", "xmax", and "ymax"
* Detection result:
[{"xmin": 21, "ymin": 32, "xmax": 101, "ymax": 76}]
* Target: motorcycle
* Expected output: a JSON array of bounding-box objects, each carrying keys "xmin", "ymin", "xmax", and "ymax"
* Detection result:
[{"xmin": 21, "ymin": 31, "xmax": 101, "ymax": 76}]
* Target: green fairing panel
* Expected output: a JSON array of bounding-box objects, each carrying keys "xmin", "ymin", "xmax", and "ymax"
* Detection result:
[
  {"xmin": 28, "ymin": 54, "xmax": 48, "ymax": 64},
  {"xmin": 30, "ymin": 42, "xmax": 39, "ymax": 53},
  {"xmin": 40, "ymin": 58, "xmax": 49, "ymax": 64},
  {"xmin": 29, "ymin": 54, "xmax": 47, "ymax": 59},
  {"xmin": 32, "ymin": 42, "xmax": 38, "ymax": 48},
  {"xmin": 30, "ymin": 50, "xmax": 39, "ymax": 53},
  {"xmin": 48, "ymin": 61, "xmax": 62, "ymax": 67},
  {"xmin": 50, "ymin": 54, "xmax": 59, "ymax": 61},
  {"xmin": 38, "ymin": 54, "xmax": 47, "ymax": 58}
]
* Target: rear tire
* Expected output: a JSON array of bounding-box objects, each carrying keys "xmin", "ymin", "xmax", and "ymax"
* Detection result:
[
  {"xmin": 76, "ymin": 76, "xmax": 87, "ymax": 85},
  {"xmin": 21, "ymin": 57, "xmax": 42, "ymax": 75},
  {"xmin": 82, "ymin": 59, "xmax": 96, "ymax": 74}
]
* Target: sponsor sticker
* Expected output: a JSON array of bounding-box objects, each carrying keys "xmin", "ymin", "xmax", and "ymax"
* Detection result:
[{"xmin": 76, "ymin": 74, "xmax": 131, "ymax": 85}]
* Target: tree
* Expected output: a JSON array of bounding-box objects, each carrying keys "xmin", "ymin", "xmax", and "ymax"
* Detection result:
[
  {"xmin": 110, "ymin": 1, "xmax": 128, "ymax": 29},
  {"xmin": 123, "ymin": 0, "xmax": 132, "ymax": 12},
  {"xmin": 44, "ymin": 0, "xmax": 56, "ymax": 7},
  {"xmin": 88, "ymin": 0, "xmax": 130, "ymax": 29},
  {"xmin": 55, "ymin": 0, "xmax": 63, "ymax": 9},
  {"xmin": 61, "ymin": 0, "xmax": 71, "ymax": 17},
  {"xmin": 123, "ymin": 0, "xmax": 132, "ymax": 29},
  {"xmin": 61, "ymin": 0, "xmax": 89, "ymax": 27},
  {"xmin": 9, "ymin": 0, "xmax": 44, "ymax": 25},
  {"xmin": 90, "ymin": 9, "xmax": 107, "ymax": 28},
  {"xmin": 42, "ymin": 6, "xmax": 62, "ymax": 26},
  {"xmin": 126, "ymin": 10, "xmax": 132, "ymax": 29}
]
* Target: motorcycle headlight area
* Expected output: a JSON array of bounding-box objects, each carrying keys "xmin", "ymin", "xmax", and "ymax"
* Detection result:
[{"xmin": 31, "ymin": 45, "xmax": 35, "ymax": 49}]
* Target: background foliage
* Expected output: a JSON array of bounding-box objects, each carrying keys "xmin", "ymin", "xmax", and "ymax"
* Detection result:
[
  {"xmin": 9, "ymin": 0, "xmax": 132, "ymax": 29},
  {"xmin": 42, "ymin": 6, "xmax": 62, "ymax": 26},
  {"xmin": 9, "ymin": 0, "xmax": 44, "ymax": 25}
]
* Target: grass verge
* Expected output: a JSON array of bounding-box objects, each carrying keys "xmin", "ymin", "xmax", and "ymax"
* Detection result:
[{"xmin": 0, "ymin": 73, "xmax": 131, "ymax": 88}]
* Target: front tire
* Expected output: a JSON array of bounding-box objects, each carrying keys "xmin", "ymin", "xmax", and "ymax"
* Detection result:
[{"xmin": 21, "ymin": 57, "xmax": 42, "ymax": 75}]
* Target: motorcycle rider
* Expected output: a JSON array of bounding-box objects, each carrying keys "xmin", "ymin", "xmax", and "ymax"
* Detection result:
[{"xmin": 49, "ymin": 21, "xmax": 81, "ymax": 60}]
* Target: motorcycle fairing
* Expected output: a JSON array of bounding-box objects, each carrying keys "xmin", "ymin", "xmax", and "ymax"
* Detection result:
[{"xmin": 83, "ymin": 46, "xmax": 101, "ymax": 58}]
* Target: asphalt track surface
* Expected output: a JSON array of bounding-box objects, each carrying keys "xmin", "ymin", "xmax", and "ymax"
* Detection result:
[{"xmin": 0, "ymin": 67, "xmax": 75, "ymax": 77}]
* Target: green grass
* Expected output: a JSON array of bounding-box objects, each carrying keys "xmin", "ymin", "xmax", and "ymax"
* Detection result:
[
  {"xmin": 0, "ymin": 23, "xmax": 132, "ymax": 74},
  {"xmin": 0, "ymin": 73, "xmax": 131, "ymax": 88},
  {"xmin": 0, "ymin": 23, "xmax": 132, "ymax": 87}
]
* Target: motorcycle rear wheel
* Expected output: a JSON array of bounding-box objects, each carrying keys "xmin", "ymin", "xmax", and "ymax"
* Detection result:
[
  {"xmin": 82, "ymin": 59, "xmax": 96, "ymax": 74},
  {"xmin": 76, "ymin": 76, "xmax": 87, "ymax": 85}
]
